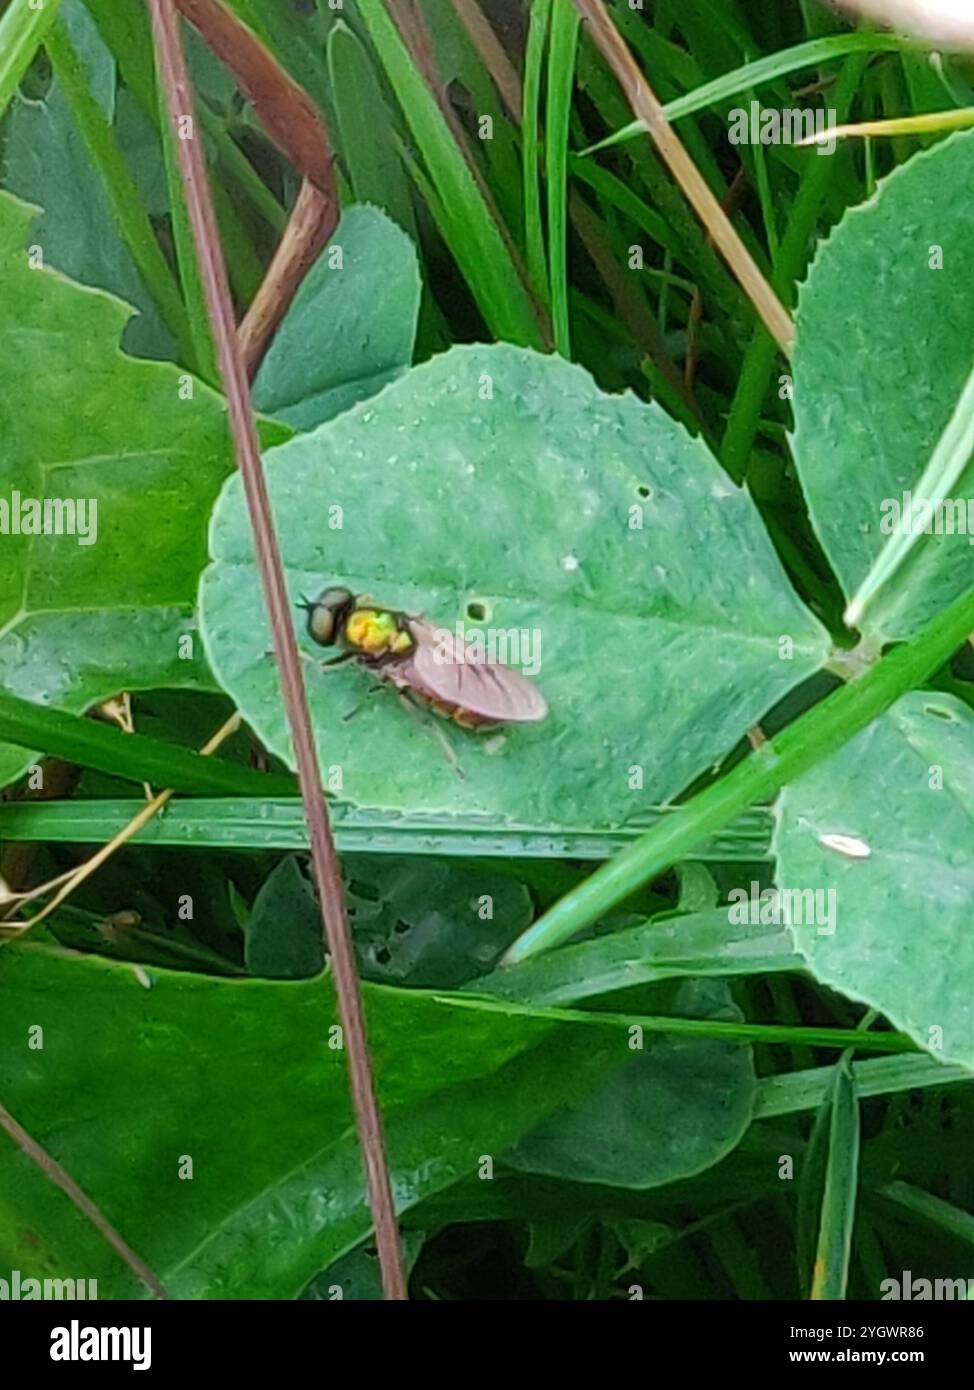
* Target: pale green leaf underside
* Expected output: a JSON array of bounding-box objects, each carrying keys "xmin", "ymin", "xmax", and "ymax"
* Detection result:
[
  {"xmin": 792, "ymin": 130, "xmax": 974, "ymax": 643},
  {"xmin": 252, "ymin": 203, "xmax": 421, "ymax": 432},
  {"xmin": 775, "ymin": 691, "xmax": 974, "ymax": 1070}
]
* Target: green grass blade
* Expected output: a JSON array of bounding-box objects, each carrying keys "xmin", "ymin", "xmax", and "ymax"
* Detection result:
[
  {"xmin": 581, "ymin": 31, "xmax": 909, "ymax": 155},
  {"xmin": 436, "ymin": 994, "xmax": 917, "ymax": 1053},
  {"xmin": 0, "ymin": 798, "xmax": 775, "ymax": 860},
  {"xmin": 877, "ymin": 1181, "xmax": 974, "ymax": 1250},
  {"xmin": 747, "ymin": 86, "xmax": 779, "ymax": 259},
  {"xmin": 845, "ymin": 354, "xmax": 974, "ymax": 629},
  {"xmin": 503, "ymin": 583, "xmax": 974, "ymax": 963},
  {"xmin": 0, "ymin": 691, "xmax": 294, "ymax": 797},
  {"xmin": 472, "ymin": 910, "xmax": 801, "ymax": 1005},
  {"xmin": 810, "ymin": 1057, "xmax": 860, "ymax": 1299},
  {"xmin": 522, "ymin": 0, "xmax": 552, "ymax": 302},
  {"xmin": 755, "ymin": 1055, "xmax": 974, "ymax": 1118},
  {"xmin": 80, "ymin": 0, "xmax": 267, "ymax": 310},
  {"xmin": 156, "ymin": 75, "xmax": 219, "ymax": 385},
  {"xmin": 569, "ymin": 155, "xmax": 700, "ymax": 267},
  {"xmin": 545, "ymin": 0, "xmax": 579, "ymax": 354},
  {"xmin": 0, "ymin": 0, "xmax": 63, "ymax": 119},
  {"xmin": 708, "ymin": 1217, "xmax": 775, "ymax": 1299},
  {"xmin": 326, "ymin": 19, "xmax": 417, "ymax": 237},
  {"xmin": 720, "ymin": 53, "xmax": 868, "ymax": 481},
  {"xmin": 354, "ymin": 0, "xmax": 544, "ymax": 348}
]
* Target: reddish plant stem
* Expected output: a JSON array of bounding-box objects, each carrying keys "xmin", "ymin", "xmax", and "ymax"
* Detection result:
[
  {"xmin": 147, "ymin": 0, "xmax": 407, "ymax": 1300},
  {"xmin": 174, "ymin": 0, "xmax": 332, "ymax": 189},
  {"xmin": 572, "ymin": 0, "xmax": 794, "ymax": 354},
  {"xmin": 0, "ymin": 1101, "xmax": 168, "ymax": 1298},
  {"xmin": 171, "ymin": 0, "xmax": 339, "ymax": 376},
  {"xmin": 238, "ymin": 177, "xmax": 335, "ymax": 377}
]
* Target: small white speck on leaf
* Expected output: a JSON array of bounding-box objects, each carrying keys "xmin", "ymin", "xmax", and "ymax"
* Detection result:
[{"xmin": 818, "ymin": 833, "xmax": 871, "ymax": 859}]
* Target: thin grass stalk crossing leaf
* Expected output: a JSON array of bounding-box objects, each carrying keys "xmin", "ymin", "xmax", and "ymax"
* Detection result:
[
  {"xmin": 503, "ymin": 584, "xmax": 974, "ymax": 962},
  {"xmin": 845, "ymin": 354, "xmax": 974, "ymax": 629}
]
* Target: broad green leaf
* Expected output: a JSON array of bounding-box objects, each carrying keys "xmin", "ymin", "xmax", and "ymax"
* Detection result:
[
  {"xmin": 244, "ymin": 851, "xmax": 531, "ymax": 986},
  {"xmin": 344, "ymin": 854, "xmax": 531, "ymax": 987},
  {"xmin": 253, "ymin": 205, "xmax": 421, "ymax": 431},
  {"xmin": 0, "ymin": 192, "xmax": 289, "ymax": 787},
  {"xmin": 2, "ymin": 0, "xmax": 174, "ymax": 359},
  {"xmin": 504, "ymin": 980, "xmax": 756, "ymax": 1189},
  {"xmin": 792, "ymin": 130, "xmax": 974, "ymax": 642},
  {"xmin": 0, "ymin": 943, "xmax": 620, "ymax": 1298},
  {"xmin": 242, "ymin": 855, "xmax": 324, "ymax": 980},
  {"xmin": 201, "ymin": 344, "xmax": 829, "ymax": 827},
  {"xmin": 774, "ymin": 691, "xmax": 974, "ymax": 1069}
]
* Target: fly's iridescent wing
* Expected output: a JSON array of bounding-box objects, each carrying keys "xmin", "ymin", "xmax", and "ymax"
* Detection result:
[{"xmin": 405, "ymin": 620, "xmax": 548, "ymax": 724}]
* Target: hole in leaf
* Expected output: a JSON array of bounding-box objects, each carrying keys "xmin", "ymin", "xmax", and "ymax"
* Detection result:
[
  {"xmin": 374, "ymin": 946, "xmax": 391, "ymax": 965},
  {"xmin": 637, "ymin": 484, "xmax": 652, "ymax": 499},
  {"xmin": 466, "ymin": 600, "xmax": 489, "ymax": 622},
  {"xmin": 923, "ymin": 704, "xmax": 960, "ymax": 723}
]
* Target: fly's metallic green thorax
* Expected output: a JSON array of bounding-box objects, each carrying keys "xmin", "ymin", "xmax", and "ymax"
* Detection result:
[{"xmin": 301, "ymin": 586, "xmax": 413, "ymax": 658}]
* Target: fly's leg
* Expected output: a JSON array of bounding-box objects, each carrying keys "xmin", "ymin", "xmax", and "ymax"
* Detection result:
[
  {"xmin": 263, "ymin": 648, "xmax": 357, "ymax": 671},
  {"xmin": 397, "ymin": 692, "xmax": 467, "ymax": 781},
  {"xmin": 335, "ymin": 676, "xmax": 466, "ymax": 779},
  {"xmin": 342, "ymin": 685, "xmax": 386, "ymax": 723},
  {"xmin": 313, "ymin": 652, "xmax": 358, "ymax": 671}
]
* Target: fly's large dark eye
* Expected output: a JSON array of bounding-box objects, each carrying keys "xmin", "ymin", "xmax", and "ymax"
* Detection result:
[
  {"xmin": 303, "ymin": 586, "xmax": 352, "ymax": 646},
  {"xmin": 306, "ymin": 605, "xmax": 336, "ymax": 646}
]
